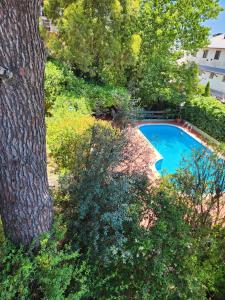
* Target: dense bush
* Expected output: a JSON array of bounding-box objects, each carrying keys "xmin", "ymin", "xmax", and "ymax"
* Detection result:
[
  {"xmin": 83, "ymin": 188, "xmax": 208, "ymax": 300},
  {"xmin": 43, "ymin": 1, "xmax": 142, "ymax": 86},
  {"xmin": 52, "ymin": 93, "xmax": 91, "ymax": 115},
  {"xmin": 45, "ymin": 60, "xmax": 131, "ymax": 114},
  {"xmin": 58, "ymin": 125, "xmax": 147, "ymax": 262},
  {"xmin": 171, "ymin": 150, "xmax": 225, "ymax": 299},
  {"xmin": 0, "ymin": 222, "xmax": 89, "ymax": 300},
  {"xmin": 137, "ymin": 60, "xmax": 200, "ymax": 109},
  {"xmin": 46, "ymin": 110, "xmax": 113, "ymax": 171},
  {"xmin": 43, "ymin": 0, "xmax": 221, "ymax": 90},
  {"xmin": 183, "ymin": 96, "xmax": 225, "ymax": 141},
  {"xmin": 45, "ymin": 60, "xmax": 131, "ymax": 171}
]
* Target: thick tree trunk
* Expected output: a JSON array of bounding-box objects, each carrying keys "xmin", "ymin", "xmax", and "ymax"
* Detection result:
[{"xmin": 0, "ymin": 0, "xmax": 53, "ymax": 246}]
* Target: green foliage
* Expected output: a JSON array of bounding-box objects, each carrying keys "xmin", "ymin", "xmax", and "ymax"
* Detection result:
[
  {"xmin": 47, "ymin": 110, "xmax": 114, "ymax": 171},
  {"xmin": 209, "ymin": 227, "xmax": 225, "ymax": 300},
  {"xmin": 131, "ymin": 0, "xmax": 220, "ymax": 104},
  {"xmin": 77, "ymin": 187, "xmax": 210, "ymax": 299},
  {"xmin": 137, "ymin": 58, "xmax": 200, "ymax": 108},
  {"xmin": 59, "ymin": 174, "xmax": 208, "ymax": 300},
  {"xmin": 198, "ymin": 84, "xmax": 206, "ymax": 96},
  {"xmin": 58, "ymin": 124, "xmax": 146, "ymax": 262},
  {"xmin": 44, "ymin": 60, "xmax": 130, "ymax": 114},
  {"xmin": 55, "ymin": 124, "xmax": 225, "ymax": 299},
  {"xmin": 203, "ymin": 81, "xmax": 210, "ymax": 97},
  {"xmin": 173, "ymin": 149, "xmax": 225, "ymax": 228},
  {"xmin": 170, "ymin": 151, "xmax": 225, "ymax": 299},
  {"xmin": 44, "ymin": 0, "xmax": 142, "ymax": 85},
  {"xmin": 44, "ymin": 0, "xmax": 222, "ymax": 88},
  {"xmin": 52, "ymin": 93, "xmax": 91, "ymax": 114},
  {"xmin": 130, "ymin": 0, "xmax": 220, "ymax": 107},
  {"xmin": 3, "ymin": 1, "xmax": 225, "ymax": 298},
  {"xmin": 0, "ymin": 221, "xmax": 89, "ymax": 300},
  {"xmin": 183, "ymin": 96, "xmax": 225, "ymax": 141}
]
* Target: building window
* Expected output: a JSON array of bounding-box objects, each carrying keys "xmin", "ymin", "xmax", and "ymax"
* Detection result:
[
  {"xmin": 209, "ymin": 73, "xmax": 214, "ymax": 79},
  {"xmin": 222, "ymin": 75, "xmax": 225, "ymax": 82},
  {"xmin": 203, "ymin": 50, "xmax": 208, "ymax": 58},
  {"xmin": 214, "ymin": 50, "xmax": 221, "ymax": 60}
]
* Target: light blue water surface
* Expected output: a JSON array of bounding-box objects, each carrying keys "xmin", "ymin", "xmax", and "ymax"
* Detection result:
[{"xmin": 139, "ymin": 124, "xmax": 208, "ymax": 175}]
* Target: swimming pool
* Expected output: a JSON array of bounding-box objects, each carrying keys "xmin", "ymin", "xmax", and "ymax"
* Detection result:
[{"xmin": 139, "ymin": 124, "xmax": 209, "ymax": 175}]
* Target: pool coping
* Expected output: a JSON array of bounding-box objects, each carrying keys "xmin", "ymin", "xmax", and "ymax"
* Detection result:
[{"xmin": 136, "ymin": 121, "xmax": 218, "ymax": 177}]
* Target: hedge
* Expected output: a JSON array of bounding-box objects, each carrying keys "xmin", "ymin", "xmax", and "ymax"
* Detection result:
[{"xmin": 183, "ymin": 96, "xmax": 225, "ymax": 142}]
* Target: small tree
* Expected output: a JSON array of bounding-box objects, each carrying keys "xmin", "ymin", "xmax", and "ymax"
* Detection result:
[
  {"xmin": 59, "ymin": 124, "xmax": 150, "ymax": 262},
  {"xmin": 203, "ymin": 81, "xmax": 210, "ymax": 97},
  {"xmin": 173, "ymin": 149, "xmax": 225, "ymax": 229}
]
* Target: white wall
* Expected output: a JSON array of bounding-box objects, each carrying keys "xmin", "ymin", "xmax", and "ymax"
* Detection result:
[
  {"xmin": 185, "ymin": 34, "xmax": 225, "ymax": 99},
  {"xmin": 195, "ymin": 48, "xmax": 225, "ymax": 69},
  {"xmin": 200, "ymin": 72, "xmax": 225, "ymax": 97}
]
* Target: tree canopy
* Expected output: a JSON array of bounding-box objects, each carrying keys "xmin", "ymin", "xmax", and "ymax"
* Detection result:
[{"xmin": 44, "ymin": 0, "xmax": 221, "ymax": 89}]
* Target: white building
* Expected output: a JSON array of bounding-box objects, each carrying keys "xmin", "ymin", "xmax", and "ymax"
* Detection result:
[{"xmin": 191, "ymin": 33, "xmax": 225, "ymax": 101}]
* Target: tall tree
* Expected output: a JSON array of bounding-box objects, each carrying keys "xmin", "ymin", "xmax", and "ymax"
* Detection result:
[
  {"xmin": 0, "ymin": 0, "xmax": 53, "ymax": 246},
  {"xmin": 44, "ymin": 0, "xmax": 142, "ymax": 85},
  {"xmin": 43, "ymin": 0, "xmax": 221, "ymax": 90},
  {"xmin": 132, "ymin": 0, "xmax": 221, "ymax": 105}
]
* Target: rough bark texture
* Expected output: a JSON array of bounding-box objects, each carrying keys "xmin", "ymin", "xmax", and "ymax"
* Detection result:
[{"xmin": 0, "ymin": 0, "xmax": 53, "ymax": 246}]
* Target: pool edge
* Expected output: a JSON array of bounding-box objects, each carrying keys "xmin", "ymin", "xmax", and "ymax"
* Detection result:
[{"xmin": 136, "ymin": 122, "xmax": 215, "ymax": 177}]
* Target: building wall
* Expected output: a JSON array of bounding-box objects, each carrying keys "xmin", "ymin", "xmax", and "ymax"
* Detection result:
[
  {"xmin": 185, "ymin": 34, "xmax": 225, "ymax": 100},
  {"xmin": 199, "ymin": 72, "xmax": 225, "ymax": 97},
  {"xmin": 195, "ymin": 48, "xmax": 225, "ymax": 69}
]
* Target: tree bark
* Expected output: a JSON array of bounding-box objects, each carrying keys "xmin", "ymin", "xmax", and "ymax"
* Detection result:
[{"xmin": 0, "ymin": 0, "xmax": 53, "ymax": 246}]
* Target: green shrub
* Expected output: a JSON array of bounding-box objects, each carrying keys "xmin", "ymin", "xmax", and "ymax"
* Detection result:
[
  {"xmin": 58, "ymin": 125, "xmax": 146, "ymax": 263},
  {"xmin": 183, "ymin": 96, "xmax": 225, "ymax": 141},
  {"xmin": 45, "ymin": 61, "xmax": 68, "ymax": 104},
  {"xmin": 52, "ymin": 93, "xmax": 91, "ymax": 115},
  {"xmin": 84, "ymin": 83, "xmax": 130, "ymax": 112},
  {"xmin": 44, "ymin": 60, "xmax": 81, "ymax": 114},
  {"xmin": 0, "ymin": 222, "xmax": 89, "ymax": 300},
  {"xmin": 172, "ymin": 149, "xmax": 225, "ymax": 229},
  {"xmin": 46, "ymin": 112, "xmax": 94, "ymax": 171},
  {"xmin": 46, "ymin": 111, "xmax": 114, "ymax": 171},
  {"xmin": 137, "ymin": 59, "xmax": 199, "ymax": 109},
  {"xmin": 203, "ymin": 81, "xmax": 210, "ymax": 97},
  {"xmin": 44, "ymin": 60, "xmax": 131, "ymax": 114},
  {"xmin": 198, "ymin": 84, "xmax": 206, "ymax": 96},
  {"xmin": 48, "ymin": 122, "xmax": 225, "ymax": 299},
  {"xmin": 74, "ymin": 187, "xmax": 209, "ymax": 299}
]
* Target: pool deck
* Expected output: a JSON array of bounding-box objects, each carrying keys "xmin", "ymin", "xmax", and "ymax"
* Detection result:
[{"xmin": 116, "ymin": 127, "xmax": 159, "ymax": 182}]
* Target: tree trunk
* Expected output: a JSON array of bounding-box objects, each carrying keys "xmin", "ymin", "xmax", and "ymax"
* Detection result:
[{"xmin": 0, "ymin": 0, "xmax": 53, "ymax": 246}]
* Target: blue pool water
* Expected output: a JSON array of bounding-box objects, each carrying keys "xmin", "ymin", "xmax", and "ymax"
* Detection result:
[{"xmin": 139, "ymin": 124, "xmax": 208, "ymax": 175}]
